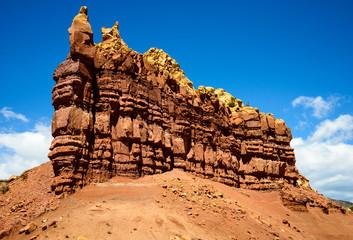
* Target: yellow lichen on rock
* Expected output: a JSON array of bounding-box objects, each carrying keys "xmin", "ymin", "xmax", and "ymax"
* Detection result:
[
  {"xmin": 72, "ymin": 6, "xmax": 90, "ymax": 26},
  {"xmin": 94, "ymin": 21, "xmax": 133, "ymax": 70},
  {"xmin": 95, "ymin": 23, "xmax": 252, "ymax": 114},
  {"xmin": 143, "ymin": 48, "xmax": 195, "ymax": 93},
  {"xmin": 242, "ymin": 106, "xmax": 259, "ymax": 113},
  {"xmin": 297, "ymin": 179, "xmax": 310, "ymax": 188},
  {"xmin": 198, "ymin": 86, "xmax": 245, "ymax": 111},
  {"xmin": 95, "ymin": 21, "xmax": 130, "ymax": 56},
  {"xmin": 214, "ymin": 88, "xmax": 245, "ymax": 111},
  {"xmin": 197, "ymin": 86, "xmax": 215, "ymax": 96},
  {"xmin": 93, "ymin": 18, "xmax": 260, "ymax": 115}
]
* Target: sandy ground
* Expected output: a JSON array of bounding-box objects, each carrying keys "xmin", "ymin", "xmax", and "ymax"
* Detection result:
[{"xmin": 1, "ymin": 164, "xmax": 353, "ymax": 240}]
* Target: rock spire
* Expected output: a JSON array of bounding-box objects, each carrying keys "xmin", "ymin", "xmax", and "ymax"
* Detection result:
[{"xmin": 68, "ymin": 6, "xmax": 95, "ymax": 60}]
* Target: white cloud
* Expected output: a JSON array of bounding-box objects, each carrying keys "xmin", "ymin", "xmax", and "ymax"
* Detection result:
[
  {"xmin": 291, "ymin": 96, "xmax": 340, "ymax": 119},
  {"xmin": 0, "ymin": 107, "xmax": 29, "ymax": 122},
  {"xmin": 0, "ymin": 122, "xmax": 52, "ymax": 179},
  {"xmin": 292, "ymin": 114, "xmax": 353, "ymax": 202},
  {"xmin": 309, "ymin": 115, "xmax": 353, "ymax": 143}
]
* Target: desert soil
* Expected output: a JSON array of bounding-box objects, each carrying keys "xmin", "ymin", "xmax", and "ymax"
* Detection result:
[{"xmin": 1, "ymin": 162, "xmax": 353, "ymax": 240}]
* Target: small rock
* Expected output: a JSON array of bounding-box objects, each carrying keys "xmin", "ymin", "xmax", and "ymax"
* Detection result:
[
  {"xmin": 49, "ymin": 220, "xmax": 57, "ymax": 226},
  {"xmin": 170, "ymin": 237, "xmax": 180, "ymax": 240},
  {"xmin": 26, "ymin": 223, "xmax": 38, "ymax": 234},
  {"xmin": 214, "ymin": 192, "xmax": 224, "ymax": 198},
  {"xmin": 30, "ymin": 234, "xmax": 39, "ymax": 240},
  {"xmin": 181, "ymin": 235, "xmax": 192, "ymax": 240},
  {"xmin": 19, "ymin": 222, "xmax": 37, "ymax": 234},
  {"xmin": 282, "ymin": 219, "xmax": 290, "ymax": 226},
  {"xmin": 8, "ymin": 175, "xmax": 17, "ymax": 181},
  {"xmin": 77, "ymin": 237, "xmax": 88, "ymax": 240},
  {"xmin": 179, "ymin": 193, "xmax": 187, "ymax": 197}
]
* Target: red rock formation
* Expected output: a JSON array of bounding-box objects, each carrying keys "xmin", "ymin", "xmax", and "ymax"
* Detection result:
[
  {"xmin": 49, "ymin": 6, "xmax": 95, "ymax": 193},
  {"xmin": 49, "ymin": 7, "xmax": 299, "ymax": 195}
]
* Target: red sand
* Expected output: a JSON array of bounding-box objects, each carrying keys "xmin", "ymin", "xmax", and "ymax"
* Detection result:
[{"xmin": 1, "ymin": 162, "xmax": 353, "ymax": 240}]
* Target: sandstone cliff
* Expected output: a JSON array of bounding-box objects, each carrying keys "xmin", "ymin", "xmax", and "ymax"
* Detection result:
[{"xmin": 49, "ymin": 7, "xmax": 299, "ymax": 195}]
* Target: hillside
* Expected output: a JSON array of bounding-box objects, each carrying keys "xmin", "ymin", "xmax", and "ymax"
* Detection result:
[
  {"xmin": 1, "ymin": 162, "xmax": 353, "ymax": 240},
  {"xmin": 330, "ymin": 199, "xmax": 353, "ymax": 210}
]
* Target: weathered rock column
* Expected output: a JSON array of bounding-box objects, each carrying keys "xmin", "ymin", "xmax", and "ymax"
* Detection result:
[{"xmin": 48, "ymin": 7, "xmax": 95, "ymax": 194}]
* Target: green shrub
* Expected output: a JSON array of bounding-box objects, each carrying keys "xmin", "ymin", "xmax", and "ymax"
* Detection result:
[
  {"xmin": 227, "ymin": 102, "xmax": 236, "ymax": 108},
  {"xmin": 20, "ymin": 171, "xmax": 28, "ymax": 181},
  {"xmin": 0, "ymin": 183, "xmax": 9, "ymax": 194}
]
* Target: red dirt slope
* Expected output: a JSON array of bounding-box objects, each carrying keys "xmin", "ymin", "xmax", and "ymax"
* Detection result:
[{"xmin": 1, "ymin": 164, "xmax": 352, "ymax": 240}]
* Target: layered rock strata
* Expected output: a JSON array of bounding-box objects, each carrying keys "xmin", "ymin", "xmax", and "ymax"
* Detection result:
[{"xmin": 49, "ymin": 7, "xmax": 299, "ymax": 194}]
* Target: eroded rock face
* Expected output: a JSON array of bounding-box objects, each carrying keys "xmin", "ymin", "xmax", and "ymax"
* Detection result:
[{"xmin": 49, "ymin": 7, "xmax": 299, "ymax": 194}]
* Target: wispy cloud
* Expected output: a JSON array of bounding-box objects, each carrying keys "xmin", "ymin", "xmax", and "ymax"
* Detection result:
[
  {"xmin": 292, "ymin": 114, "xmax": 353, "ymax": 202},
  {"xmin": 0, "ymin": 107, "xmax": 29, "ymax": 122},
  {"xmin": 309, "ymin": 114, "xmax": 353, "ymax": 143},
  {"xmin": 0, "ymin": 122, "xmax": 52, "ymax": 179},
  {"xmin": 291, "ymin": 96, "xmax": 341, "ymax": 119}
]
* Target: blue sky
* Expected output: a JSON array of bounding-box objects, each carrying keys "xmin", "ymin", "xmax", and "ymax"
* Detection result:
[{"xmin": 0, "ymin": 0, "xmax": 353, "ymax": 201}]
